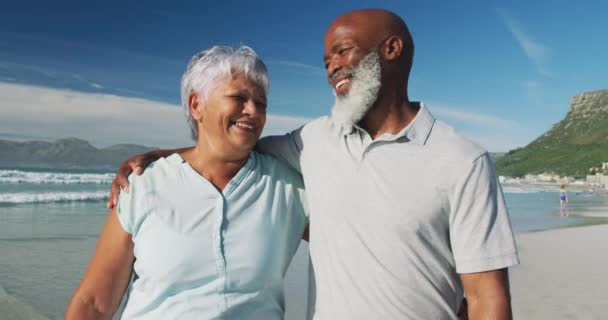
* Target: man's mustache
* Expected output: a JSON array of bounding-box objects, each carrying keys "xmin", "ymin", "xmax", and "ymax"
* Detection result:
[{"xmin": 330, "ymin": 68, "xmax": 353, "ymax": 82}]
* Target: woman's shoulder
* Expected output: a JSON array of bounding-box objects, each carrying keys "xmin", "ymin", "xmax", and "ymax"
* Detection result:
[
  {"xmin": 251, "ymin": 151, "xmax": 303, "ymax": 185},
  {"xmin": 129, "ymin": 153, "xmax": 185, "ymax": 191}
]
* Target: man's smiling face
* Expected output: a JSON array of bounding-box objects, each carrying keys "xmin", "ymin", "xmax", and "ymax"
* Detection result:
[{"xmin": 324, "ymin": 23, "xmax": 374, "ymax": 97}]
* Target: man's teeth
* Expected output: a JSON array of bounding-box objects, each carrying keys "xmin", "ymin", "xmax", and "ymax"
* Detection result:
[
  {"xmin": 235, "ymin": 122, "xmax": 254, "ymax": 129},
  {"xmin": 336, "ymin": 79, "xmax": 349, "ymax": 89}
]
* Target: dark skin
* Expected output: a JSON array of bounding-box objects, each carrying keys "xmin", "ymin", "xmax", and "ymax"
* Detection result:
[
  {"xmin": 324, "ymin": 9, "xmax": 418, "ymax": 139},
  {"xmin": 108, "ymin": 9, "xmax": 510, "ymax": 319},
  {"xmin": 324, "ymin": 10, "xmax": 512, "ymax": 319}
]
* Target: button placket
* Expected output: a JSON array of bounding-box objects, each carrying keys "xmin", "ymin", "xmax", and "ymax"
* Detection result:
[{"xmin": 212, "ymin": 195, "xmax": 228, "ymax": 311}]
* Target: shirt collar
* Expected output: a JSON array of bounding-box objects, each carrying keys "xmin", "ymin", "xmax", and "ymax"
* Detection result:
[{"xmin": 340, "ymin": 102, "xmax": 435, "ymax": 146}]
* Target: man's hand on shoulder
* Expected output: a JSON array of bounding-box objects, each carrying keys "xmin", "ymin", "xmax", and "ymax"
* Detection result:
[{"xmin": 106, "ymin": 148, "xmax": 188, "ymax": 209}]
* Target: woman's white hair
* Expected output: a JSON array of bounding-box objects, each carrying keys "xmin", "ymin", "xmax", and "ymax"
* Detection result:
[{"xmin": 180, "ymin": 45, "xmax": 269, "ymax": 140}]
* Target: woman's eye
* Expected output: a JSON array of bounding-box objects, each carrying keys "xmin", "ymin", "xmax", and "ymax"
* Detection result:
[{"xmin": 232, "ymin": 95, "xmax": 246, "ymax": 102}]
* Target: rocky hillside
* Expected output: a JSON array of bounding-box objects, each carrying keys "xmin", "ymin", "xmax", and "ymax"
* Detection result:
[
  {"xmin": 0, "ymin": 138, "xmax": 156, "ymax": 169},
  {"xmin": 495, "ymin": 89, "xmax": 608, "ymax": 177}
]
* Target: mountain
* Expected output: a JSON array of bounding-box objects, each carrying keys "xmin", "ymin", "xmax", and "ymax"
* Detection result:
[
  {"xmin": 495, "ymin": 89, "xmax": 608, "ymax": 178},
  {"xmin": 0, "ymin": 138, "xmax": 157, "ymax": 170}
]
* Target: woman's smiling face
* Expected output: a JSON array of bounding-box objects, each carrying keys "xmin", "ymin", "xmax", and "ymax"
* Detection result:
[{"xmin": 193, "ymin": 74, "xmax": 267, "ymax": 160}]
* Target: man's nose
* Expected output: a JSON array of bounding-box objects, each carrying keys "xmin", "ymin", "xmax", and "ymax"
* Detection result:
[{"xmin": 327, "ymin": 58, "xmax": 342, "ymax": 80}]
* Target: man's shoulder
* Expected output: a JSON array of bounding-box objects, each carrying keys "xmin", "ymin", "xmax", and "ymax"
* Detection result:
[
  {"xmin": 428, "ymin": 120, "xmax": 487, "ymax": 164},
  {"xmin": 300, "ymin": 115, "xmax": 342, "ymax": 137},
  {"xmin": 252, "ymin": 151, "xmax": 304, "ymax": 186}
]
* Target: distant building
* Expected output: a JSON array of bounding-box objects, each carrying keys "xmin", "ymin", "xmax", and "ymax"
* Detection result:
[
  {"xmin": 537, "ymin": 173, "xmax": 560, "ymax": 182},
  {"xmin": 586, "ymin": 173, "xmax": 608, "ymax": 186}
]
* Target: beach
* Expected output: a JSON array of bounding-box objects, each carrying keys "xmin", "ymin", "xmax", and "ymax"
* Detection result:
[
  {"xmin": 1, "ymin": 168, "xmax": 608, "ymax": 319},
  {"xmin": 511, "ymin": 224, "xmax": 608, "ymax": 320}
]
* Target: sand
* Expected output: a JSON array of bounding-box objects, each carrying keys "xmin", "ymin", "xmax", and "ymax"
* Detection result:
[
  {"xmin": 510, "ymin": 224, "xmax": 608, "ymax": 319},
  {"xmin": 0, "ymin": 285, "xmax": 50, "ymax": 320}
]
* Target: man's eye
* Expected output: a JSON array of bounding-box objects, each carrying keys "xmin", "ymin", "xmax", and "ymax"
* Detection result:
[
  {"xmin": 338, "ymin": 47, "xmax": 351, "ymax": 55},
  {"xmin": 231, "ymin": 95, "xmax": 246, "ymax": 102}
]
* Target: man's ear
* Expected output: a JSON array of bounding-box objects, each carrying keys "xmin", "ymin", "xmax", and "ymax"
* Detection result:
[
  {"xmin": 189, "ymin": 92, "xmax": 203, "ymax": 121},
  {"xmin": 381, "ymin": 35, "xmax": 403, "ymax": 62}
]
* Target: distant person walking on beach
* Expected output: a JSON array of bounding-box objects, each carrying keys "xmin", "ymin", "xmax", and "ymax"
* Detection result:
[
  {"xmin": 108, "ymin": 9, "xmax": 519, "ymax": 319},
  {"xmin": 560, "ymin": 185, "xmax": 569, "ymax": 216}
]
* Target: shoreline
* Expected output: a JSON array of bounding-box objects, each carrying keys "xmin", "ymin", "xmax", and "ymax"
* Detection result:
[
  {"xmin": 510, "ymin": 223, "xmax": 608, "ymax": 319},
  {"xmin": 0, "ymin": 284, "xmax": 50, "ymax": 320}
]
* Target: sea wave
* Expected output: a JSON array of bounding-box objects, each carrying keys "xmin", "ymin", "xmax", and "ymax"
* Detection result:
[
  {"xmin": 502, "ymin": 186, "xmax": 541, "ymax": 194},
  {"xmin": 0, "ymin": 170, "xmax": 114, "ymax": 184},
  {"xmin": 0, "ymin": 191, "xmax": 108, "ymax": 204}
]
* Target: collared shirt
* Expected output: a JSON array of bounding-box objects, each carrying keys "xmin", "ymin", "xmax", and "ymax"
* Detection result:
[
  {"xmin": 116, "ymin": 152, "xmax": 308, "ymax": 319},
  {"xmin": 258, "ymin": 103, "xmax": 519, "ymax": 320}
]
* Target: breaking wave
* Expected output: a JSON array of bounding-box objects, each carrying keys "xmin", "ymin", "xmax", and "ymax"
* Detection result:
[
  {"xmin": 0, "ymin": 191, "xmax": 108, "ymax": 204},
  {"xmin": 0, "ymin": 170, "xmax": 114, "ymax": 184}
]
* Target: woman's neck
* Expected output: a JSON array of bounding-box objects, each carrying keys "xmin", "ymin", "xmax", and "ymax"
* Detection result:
[{"xmin": 180, "ymin": 145, "xmax": 249, "ymax": 192}]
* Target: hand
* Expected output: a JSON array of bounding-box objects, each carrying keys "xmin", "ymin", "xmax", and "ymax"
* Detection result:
[{"xmin": 106, "ymin": 153, "xmax": 156, "ymax": 209}]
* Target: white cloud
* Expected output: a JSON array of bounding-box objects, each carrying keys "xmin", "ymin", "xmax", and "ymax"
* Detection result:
[
  {"xmin": 431, "ymin": 104, "xmax": 519, "ymax": 130},
  {"xmin": 90, "ymin": 82, "xmax": 104, "ymax": 89},
  {"xmin": 0, "ymin": 83, "xmax": 312, "ymax": 148},
  {"xmin": 271, "ymin": 60, "xmax": 326, "ymax": 76},
  {"xmin": 428, "ymin": 103, "xmax": 534, "ymax": 151},
  {"xmin": 0, "ymin": 82, "xmax": 533, "ymax": 152},
  {"xmin": 498, "ymin": 9, "xmax": 554, "ymax": 77}
]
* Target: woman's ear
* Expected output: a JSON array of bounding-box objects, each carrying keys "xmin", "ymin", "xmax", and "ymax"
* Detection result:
[{"xmin": 189, "ymin": 92, "xmax": 203, "ymax": 121}]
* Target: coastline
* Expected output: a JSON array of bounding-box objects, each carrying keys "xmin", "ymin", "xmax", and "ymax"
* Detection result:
[
  {"xmin": 510, "ymin": 223, "xmax": 608, "ymax": 319},
  {"xmin": 0, "ymin": 284, "xmax": 50, "ymax": 320}
]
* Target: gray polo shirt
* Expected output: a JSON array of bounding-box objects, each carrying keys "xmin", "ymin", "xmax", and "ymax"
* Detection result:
[{"xmin": 258, "ymin": 103, "xmax": 519, "ymax": 320}]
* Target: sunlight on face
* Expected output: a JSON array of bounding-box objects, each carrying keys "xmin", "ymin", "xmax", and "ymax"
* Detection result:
[{"xmin": 197, "ymin": 74, "xmax": 267, "ymax": 159}]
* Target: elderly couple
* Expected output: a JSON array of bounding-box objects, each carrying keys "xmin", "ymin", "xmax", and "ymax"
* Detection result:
[{"xmin": 66, "ymin": 9, "xmax": 518, "ymax": 320}]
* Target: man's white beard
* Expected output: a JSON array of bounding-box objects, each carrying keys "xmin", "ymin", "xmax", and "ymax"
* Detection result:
[{"xmin": 331, "ymin": 51, "xmax": 382, "ymax": 128}]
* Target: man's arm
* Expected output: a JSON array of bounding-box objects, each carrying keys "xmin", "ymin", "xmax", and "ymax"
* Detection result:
[
  {"xmin": 460, "ymin": 268, "xmax": 512, "ymax": 320},
  {"xmin": 65, "ymin": 209, "xmax": 135, "ymax": 319},
  {"xmin": 256, "ymin": 129, "xmax": 304, "ymax": 173},
  {"xmin": 107, "ymin": 147, "xmax": 188, "ymax": 208}
]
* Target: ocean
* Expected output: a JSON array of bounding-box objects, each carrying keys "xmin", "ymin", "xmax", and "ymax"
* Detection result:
[{"xmin": 1, "ymin": 168, "xmax": 607, "ymax": 320}]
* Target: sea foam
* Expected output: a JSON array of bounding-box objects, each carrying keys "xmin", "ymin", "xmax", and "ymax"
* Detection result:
[
  {"xmin": 0, "ymin": 170, "xmax": 114, "ymax": 184},
  {"xmin": 0, "ymin": 191, "xmax": 108, "ymax": 204}
]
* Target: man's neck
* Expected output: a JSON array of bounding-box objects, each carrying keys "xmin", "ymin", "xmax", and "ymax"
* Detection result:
[
  {"xmin": 359, "ymin": 91, "xmax": 419, "ymax": 140},
  {"xmin": 181, "ymin": 144, "xmax": 248, "ymax": 192}
]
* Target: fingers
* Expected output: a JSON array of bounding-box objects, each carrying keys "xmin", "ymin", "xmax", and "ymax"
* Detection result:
[
  {"xmin": 116, "ymin": 168, "xmax": 130, "ymax": 194},
  {"xmin": 107, "ymin": 180, "xmax": 121, "ymax": 209},
  {"xmin": 133, "ymin": 166, "xmax": 143, "ymax": 176}
]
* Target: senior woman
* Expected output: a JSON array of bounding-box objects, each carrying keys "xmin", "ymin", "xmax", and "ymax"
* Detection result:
[{"xmin": 65, "ymin": 46, "xmax": 308, "ymax": 319}]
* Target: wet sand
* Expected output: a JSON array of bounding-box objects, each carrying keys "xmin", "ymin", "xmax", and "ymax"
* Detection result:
[{"xmin": 510, "ymin": 224, "xmax": 608, "ymax": 320}]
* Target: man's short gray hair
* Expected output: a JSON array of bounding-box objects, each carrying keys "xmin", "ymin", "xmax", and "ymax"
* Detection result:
[{"xmin": 180, "ymin": 45, "xmax": 269, "ymax": 140}]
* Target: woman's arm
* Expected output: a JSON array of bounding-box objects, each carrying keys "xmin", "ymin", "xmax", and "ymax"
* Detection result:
[{"xmin": 65, "ymin": 209, "xmax": 135, "ymax": 319}]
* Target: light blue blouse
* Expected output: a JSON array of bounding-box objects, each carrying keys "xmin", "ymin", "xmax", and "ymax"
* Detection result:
[{"xmin": 116, "ymin": 152, "xmax": 308, "ymax": 319}]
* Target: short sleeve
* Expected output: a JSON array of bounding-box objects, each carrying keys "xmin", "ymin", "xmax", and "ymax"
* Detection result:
[
  {"xmin": 116, "ymin": 174, "xmax": 145, "ymax": 235},
  {"xmin": 294, "ymin": 176, "xmax": 310, "ymax": 224},
  {"xmin": 449, "ymin": 153, "xmax": 519, "ymax": 273},
  {"xmin": 257, "ymin": 127, "xmax": 304, "ymax": 173}
]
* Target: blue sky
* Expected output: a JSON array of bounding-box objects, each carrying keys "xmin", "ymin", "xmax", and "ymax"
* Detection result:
[{"xmin": 1, "ymin": 0, "xmax": 607, "ymax": 151}]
